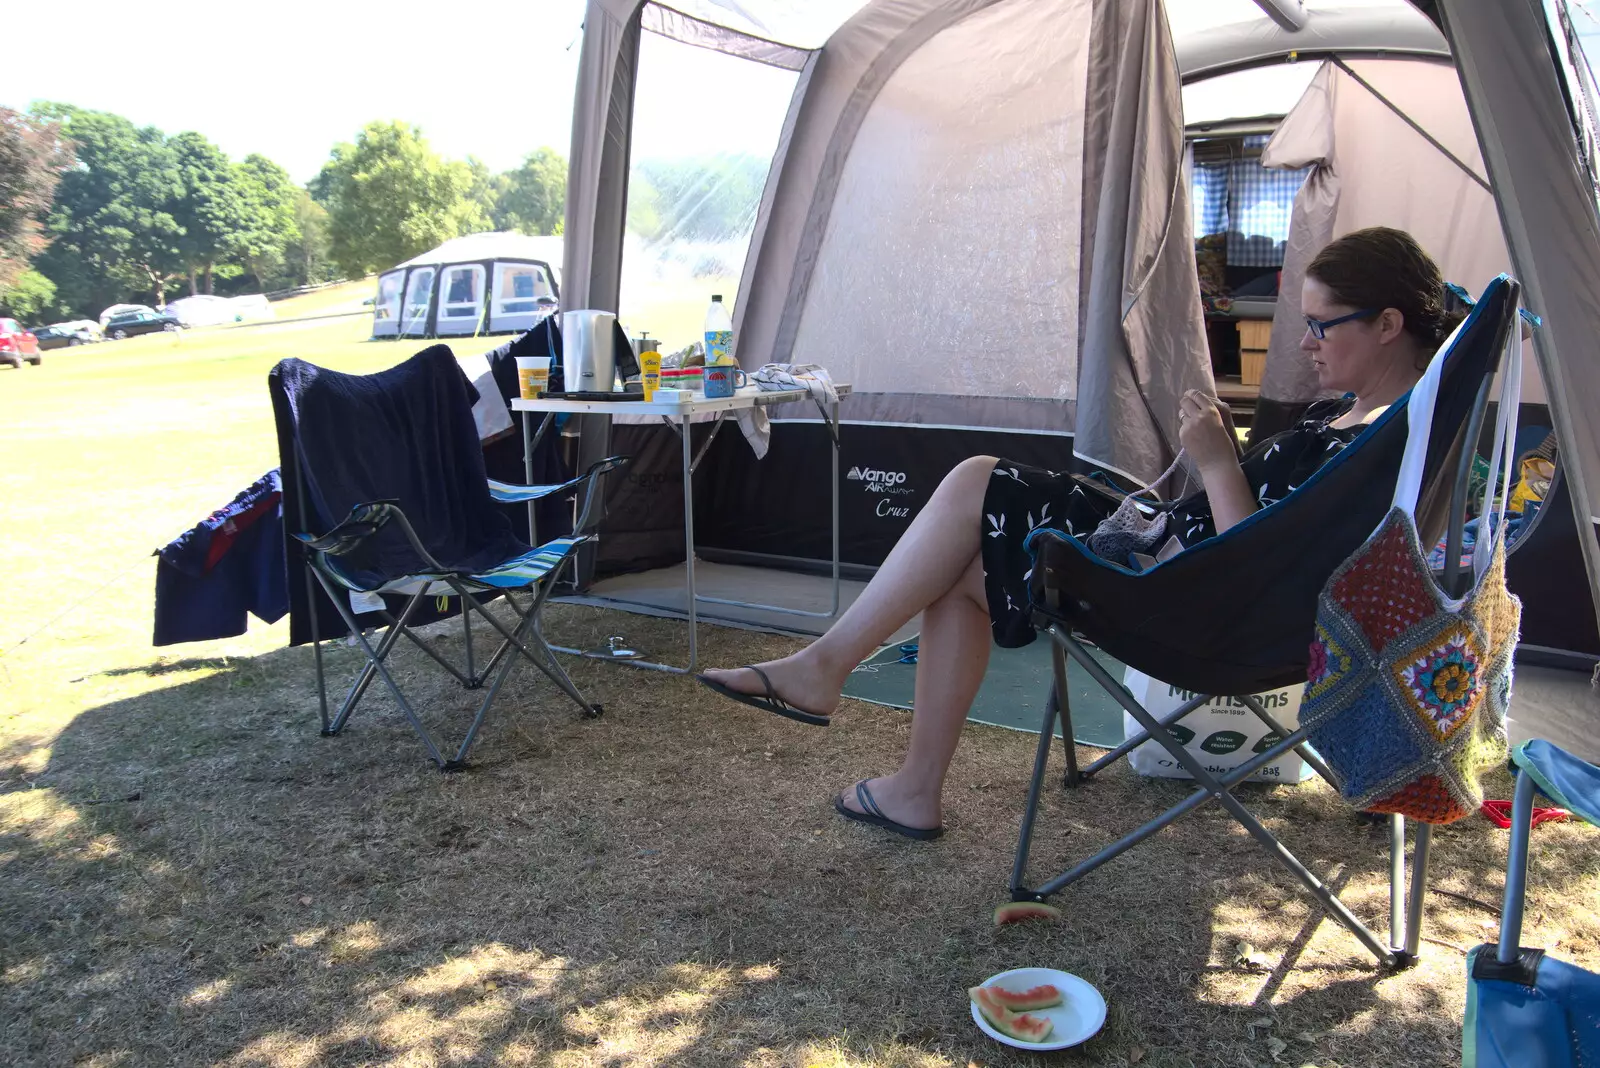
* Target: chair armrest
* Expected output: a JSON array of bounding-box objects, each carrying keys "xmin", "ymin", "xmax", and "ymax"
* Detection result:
[
  {"xmin": 487, "ymin": 475, "xmax": 588, "ymax": 504},
  {"xmin": 293, "ymin": 500, "xmax": 399, "ymax": 555},
  {"xmin": 294, "ymin": 500, "xmax": 449, "ymax": 573},
  {"xmin": 574, "ymin": 455, "xmax": 631, "ymax": 535}
]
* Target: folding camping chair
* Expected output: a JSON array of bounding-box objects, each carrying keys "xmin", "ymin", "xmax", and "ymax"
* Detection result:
[
  {"xmin": 269, "ymin": 346, "xmax": 628, "ymax": 771},
  {"xmin": 1463, "ymin": 740, "xmax": 1600, "ymax": 1067},
  {"xmin": 1009, "ymin": 275, "xmax": 1523, "ymax": 967}
]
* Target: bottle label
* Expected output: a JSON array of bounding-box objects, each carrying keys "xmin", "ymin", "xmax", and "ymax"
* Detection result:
[{"xmin": 705, "ymin": 330, "xmax": 732, "ymax": 365}]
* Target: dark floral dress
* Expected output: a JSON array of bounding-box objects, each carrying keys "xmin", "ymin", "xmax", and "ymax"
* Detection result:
[{"xmin": 981, "ymin": 397, "xmax": 1365, "ymax": 647}]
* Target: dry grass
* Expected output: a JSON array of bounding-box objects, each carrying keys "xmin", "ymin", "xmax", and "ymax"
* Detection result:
[{"xmin": 2, "ymin": 320, "xmax": 1599, "ymax": 1067}]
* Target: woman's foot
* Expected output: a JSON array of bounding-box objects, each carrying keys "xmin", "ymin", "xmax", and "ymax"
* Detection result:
[
  {"xmin": 700, "ymin": 653, "xmax": 842, "ymax": 722},
  {"xmin": 835, "ymin": 774, "xmax": 943, "ymax": 836}
]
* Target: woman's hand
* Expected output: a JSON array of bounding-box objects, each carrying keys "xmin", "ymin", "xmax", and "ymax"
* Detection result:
[
  {"xmin": 1179, "ymin": 389, "xmax": 1256, "ymax": 534},
  {"xmin": 1178, "ymin": 390, "xmax": 1240, "ymax": 473}
]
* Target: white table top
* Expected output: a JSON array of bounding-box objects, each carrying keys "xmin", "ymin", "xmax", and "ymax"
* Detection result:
[{"xmin": 510, "ymin": 383, "xmax": 850, "ymax": 416}]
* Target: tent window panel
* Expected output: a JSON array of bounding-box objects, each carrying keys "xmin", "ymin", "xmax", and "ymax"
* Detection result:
[
  {"xmin": 404, "ymin": 269, "xmax": 435, "ymax": 320},
  {"xmin": 619, "ymin": 29, "xmax": 798, "ymax": 353},
  {"xmin": 439, "ymin": 266, "xmax": 484, "ymax": 319},
  {"xmin": 497, "ymin": 265, "xmax": 553, "ymax": 315},
  {"xmin": 376, "ymin": 273, "xmax": 403, "ymax": 321}
]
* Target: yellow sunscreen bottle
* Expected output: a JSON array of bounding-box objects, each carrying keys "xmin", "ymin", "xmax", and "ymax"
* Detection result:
[{"xmin": 640, "ymin": 344, "xmax": 662, "ymax": 401}]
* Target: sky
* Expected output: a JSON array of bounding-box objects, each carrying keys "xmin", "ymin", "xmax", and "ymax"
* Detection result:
[
  {"xmin": 6, "ymin": 0, "xmax": 1600, "ymax": 184},
  {"xmin": 0, "ymin": 0, "xmax": 813, "ymax": 183},
  {"xmin": 0, "ymin": 0, "xmax": 590, "ymax": 183}
]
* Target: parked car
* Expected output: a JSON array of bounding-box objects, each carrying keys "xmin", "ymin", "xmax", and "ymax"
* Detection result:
[
  {"xmin": 98, "ymin": 303, "xmax": 157, "ymax": 328},
  {"xmin": 105, "ymin": 310, "xmax": 183, "ymax": 340},
  {"xmin": 0, "ymin": 318, "xmax": 42, "ymax": 367},
  {"xmin": 33, "ymin": 324, "xmax": 97, "ymax": 350}
]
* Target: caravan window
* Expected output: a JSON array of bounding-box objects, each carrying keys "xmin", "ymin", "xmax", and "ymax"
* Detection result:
[
  {"xmin": 495, "ymin": 264, "xmax": 554, "ymax": 315},
  {"xmin": 1190, "ymin": 135, "xmax": 1311, "ymax": 303},
  {"xmin": 404, "ymin": 268, "xmax": 435, "ymax": 321},
  {"xmin": 375, "ymin": 272, "xmax": 403, "ymax": 321},
  {"xmin": 439, "ymin": 264, "xmax": 485, "ymax": 320}
]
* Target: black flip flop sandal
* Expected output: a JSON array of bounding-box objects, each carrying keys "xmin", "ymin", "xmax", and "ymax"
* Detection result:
[
  {"xmin": 695, "ymin": 666, "xmax": 831, "ymax": 727},
  {"xmin": 834, "ymin": 779, "xmax": 944, "ymax": 840}
]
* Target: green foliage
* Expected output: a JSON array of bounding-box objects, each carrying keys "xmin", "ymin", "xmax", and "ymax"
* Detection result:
[
  {"xmin": 314, "ymin": 121, "xmax": 489, "ymax": 278},
  {"xmin": 230, "ymin": 154, "xmax": 301, "ymax": 288},
  {"xmin": 0, "ymin": 108, "xmax": 71, "ymax": 291},
  {"xmin": 626, "ymin": 154, "xmax": 768, "ymax": 244},
  {"xmin": 282, "ymin": 189, "xmax": 337, "ymax": 289},
  {"xmin": 493, "ymin": 147, "xmax": 566, "ymax": 235},
  {"xmin": 169, "ymin": 131, "xmax": 251, "ymax": 293},
  {"xmin": 0, "ymin": 268, "xmax": 57, "ymax": 321},
  {"xmin": 30, "ymin": 104, "xmax": 186, "ymax": 309}
]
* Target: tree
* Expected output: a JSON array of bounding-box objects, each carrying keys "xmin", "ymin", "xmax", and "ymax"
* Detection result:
[
  {"xmin": 314, "ymin": 121, "xmax": 489, "ymax": 277},
  {"xmin": 230, "ymin": 154, "xmax": 300, "ymax": 290},
  {"xmin": 0, "ymin": 268, "xmax": 56, "ymax": 321},
  {"xmin": 170, "ymin": 131, "xmax": 249, "ymax": 294},
  {"xmin": 0, "ymin": 108, "xmax": 71, "ymax": 292},
  {"xmin": 493, "ymin": 147, "xmax": 566, "ymax": 235},
  {"xmin": 31, "ymin": 104, "xmax": 185, "ymax": 309},
  {"xmin": 282, "ymin": 189, "xmax": 335, "ymax": 288}
]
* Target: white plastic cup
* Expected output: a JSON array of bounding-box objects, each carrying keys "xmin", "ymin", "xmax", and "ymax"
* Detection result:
[{"xmin": 516, "ymin": 356, "xmax": 551, "ymax": 399}]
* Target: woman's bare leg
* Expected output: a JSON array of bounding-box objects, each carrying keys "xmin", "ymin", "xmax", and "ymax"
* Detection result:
[
  {"xmin": 701, "ymin": 455, "xmax": 998, "ymax": 717},
  {"xmin": 837, "ymin": 552, "xmax": 990, "ymax": 829}
]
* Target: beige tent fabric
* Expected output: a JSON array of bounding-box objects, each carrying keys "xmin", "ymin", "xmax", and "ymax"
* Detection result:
[
  {"xmin": 1258, "ymin": 57, "xmax": 1523, "ymax": 408},
  {"xmin": 1074, "ymin": 0, "xmax": 1213, "ymax": 483},
  {"xmin": 1441, "ymin": 0, "xmax": 1600, "ymax": 651},
  {"xmin": 563, "ymin": 0, "xmax": 643, "ymax": 313},
  {"xmin": 734, "ymin": 0, "xmax": 1208, "ymax": 484}
]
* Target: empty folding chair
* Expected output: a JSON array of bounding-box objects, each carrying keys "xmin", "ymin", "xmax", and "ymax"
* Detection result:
[
  {"xmin": 269, "ymin": 346, "xmax": 627, "ymax": 770},
  {"xmin": 1010, "ymin": 276, "xmax": 1522, "ymax": 966},
  {"xmin": 1464, "ymin": 740, "xmax": 1600, "ymax": 1067}
]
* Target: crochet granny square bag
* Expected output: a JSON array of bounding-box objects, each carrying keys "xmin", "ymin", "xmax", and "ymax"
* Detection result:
[{"xmin": 1300, "ymin": 316, "xmax": 1522, "ymax": 824}]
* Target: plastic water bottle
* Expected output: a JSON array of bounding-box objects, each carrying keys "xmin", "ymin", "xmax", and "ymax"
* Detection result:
[{"xmin": 704, "ymin": 294, "xmax": 733, "ymax": 367}]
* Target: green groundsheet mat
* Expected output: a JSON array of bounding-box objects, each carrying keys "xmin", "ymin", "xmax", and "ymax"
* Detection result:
[{"xmin": 842, "ymin": 637, "xmax": 1126, "ymax": 747}]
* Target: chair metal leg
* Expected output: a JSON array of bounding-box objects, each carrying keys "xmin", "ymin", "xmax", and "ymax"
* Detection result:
[
  {"xmin": 1049, "ymin": 636, "xmax": 1080, "ymax": 787},
  {"xmin": 305, "ymin": 560, "xmax": 331, "ymax": 734},
  {"xmin": 446, "ymin": 600, "xmax": 546, "ymax": 771},
  {"xmin": 384, "ymin": 609, "xmax": 474, "ymax": 686},
  {"xmin": 1403, "ymin": 822, "xmax": 1434, "ymax": 961},
  {"xmin": 311, "ymin": 574, "xmax": 448, "ymax": 767},
  {"xmin": 1238, "ymin": 694, "xmax": 1337, "ymax": 785},
  {"xmin": 1039, "ymin": 629, "xmax": 1397, "ymax": 967},
  {"xmin": 1010, "ymin": 691, "xmax": 1063, "ymax": 899},
  {"xmin": 329, "ymin": 589, "xmax": 430, "ymax": 733},
  {"xmin": 462, "ymin": 594, "xmax": 479, "ymax": 688},
  {"xmin": 1050, "ymin": 629, "xmax": 1217, "ymax": 781},
  {"xmin": 446, "ymin": 571, "xmax": 602, "ymax": 719},
  {"xmin": 1390, "ymin": 814, "xmax": 1407, "ymax": 951},
  {"xmin": 1030, "ymin": 727, "xmax": 1306, "ymax": 895},
  {"xmin": 1496, "ymin": 769, "xmax": 1538, "ymax": 963}
]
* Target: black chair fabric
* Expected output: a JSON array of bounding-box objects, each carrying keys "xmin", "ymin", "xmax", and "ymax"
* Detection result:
[
  {"xmin": 269, "ymin": 346, "xmax": 527, "ymax": 645},
  {"xmin": 1028, "ymin": 276, "xmax": 1520, "ymax": 696}
]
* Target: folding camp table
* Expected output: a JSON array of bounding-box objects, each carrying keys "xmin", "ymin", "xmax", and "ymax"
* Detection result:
[{"xmin": 511, "ymin": 384, "xmax": 851, "ymax": 673}]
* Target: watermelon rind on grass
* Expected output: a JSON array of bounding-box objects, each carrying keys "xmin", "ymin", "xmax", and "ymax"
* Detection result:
[{"xmin": 993, "ymin": 901, "xmax": 1063, "ymax": 926}]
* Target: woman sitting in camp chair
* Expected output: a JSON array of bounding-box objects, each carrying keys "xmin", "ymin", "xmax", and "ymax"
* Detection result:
[{"xmin": 699, "ymin": 226, "xmax": 1461, "ymax": 840}]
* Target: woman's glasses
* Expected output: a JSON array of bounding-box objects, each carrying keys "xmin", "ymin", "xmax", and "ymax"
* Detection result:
[{"xmin": 1304, "ymin": 308, "xmax": 1379, "ymax": 340}]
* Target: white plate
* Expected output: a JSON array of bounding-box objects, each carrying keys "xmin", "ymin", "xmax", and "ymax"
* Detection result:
[{"xmin": 969, "ymin": 967, "xmax": 1107, "ymax": 1051}]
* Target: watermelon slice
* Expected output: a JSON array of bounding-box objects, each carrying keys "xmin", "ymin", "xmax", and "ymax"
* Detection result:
[
  {"xmin": 986, "ymin": 982, "xmax": 1064, "ymax": 1012},
  {"xmin": 993, "ymin": 901, "xmax": 1063, "ymax": 926},
  {"xmin": 969, "ymin": 985, "xmax": 1055, "ymax": 1044}
]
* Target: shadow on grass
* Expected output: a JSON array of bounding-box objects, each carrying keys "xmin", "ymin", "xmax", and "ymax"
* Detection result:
[{"xmin": 3, "ymin": 607, "xmax": 1598, "ymax": 1067}]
